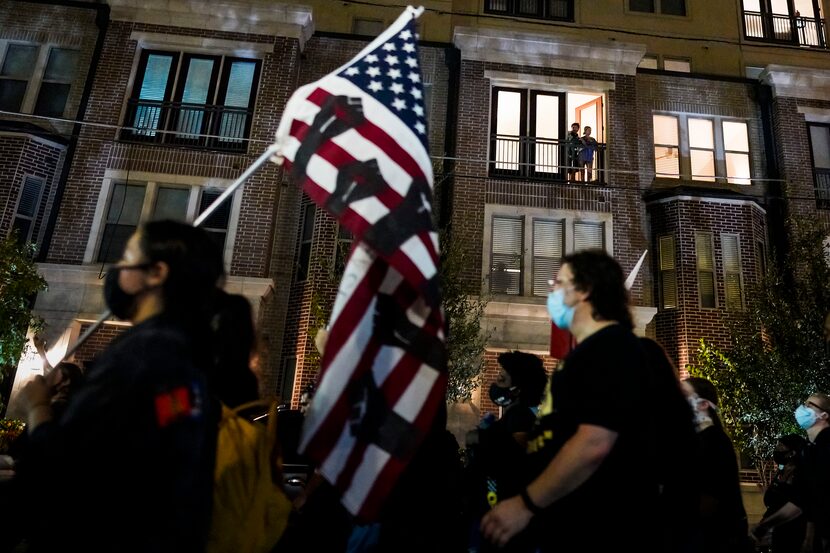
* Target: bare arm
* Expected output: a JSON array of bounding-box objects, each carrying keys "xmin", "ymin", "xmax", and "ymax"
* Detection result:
[
  {"xmin": 754, "ymin": 502, "xmax": 803, "ymax": 537},
  {"xmin": 480, "ymin": 424, "xmax": 617, "ymax": 547}
]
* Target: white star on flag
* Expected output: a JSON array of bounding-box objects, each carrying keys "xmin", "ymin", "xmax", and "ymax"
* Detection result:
[
  {"xmin": 387, "ymin": 68, "xmax": 402, "ymax": 79},
  {"xmin": 410, "ymin": 87, "xmax": 422, "ymax": 99},
  {"xmin": 407, "ymin": 72, "xmax": 420, "ymax": 83},
  {"xmin": 400, "ymin": 29, "xmax": 412, "ymax": 39},
  {"xmin": 415, "ymin": 121, "xmax": 426, "ymax": 134},
  {"xmin": 405, "ymin": 57, "xmax": 418, "ymax": 68},
  {"xmin": 402, "ymin": 43, "xmax": 415, "ymax": 53},
  {"xmin": 385, "ymin": 55, "xmax": 399, "ymax": 66},
  {"xmin": 366, "ymin": 66, "xmax": 381, "ymax": 77},
  {"xmin": 413, "ymin": 104, "xmax": 424, "ymax": 116},
  {"xmin": 382, "ymin": 42, "xmax": 396, "ymax": 51},
  {"xmin": 345, "ymin": 67, "xmax": 359, "ymax": 76},
  {"xmin": 365, "ymin": 54, "xmax": 379, "ymax": 63},
  {"xmin": 392, "ymin": 97, "xmax": 407, "ymax": 111},
  {"xmin": 368, "ymin": 80, "xmax": 383, "ymax": 92},
  {"xmin": 390, "ymin": 82, "xmax": 404, "ymax": 95}
]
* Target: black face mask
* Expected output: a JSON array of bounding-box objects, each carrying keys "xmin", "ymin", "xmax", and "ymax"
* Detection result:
[
  {"xmin": 773, "ymin": 451, "xmax": 793, "ymax": 465},
  {"xmin": 488, "ymin": 383, "xmax": 517, "ymax": 407},
  {"xmin": 103, "ymin": 264, "xmax": 150, "ymax": 320}
]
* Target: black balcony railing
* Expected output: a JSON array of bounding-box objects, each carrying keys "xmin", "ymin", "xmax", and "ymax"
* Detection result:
[
  {"xmin": 490, "ymin": 134, "xmax": 607, "ymax": 184},
  {"xmin": 743, "ymin": 11, "xmax": 827, "ymax": 48},
  {"xmin": 484, "ymin": 0, "xmax": 573, "ymax": 21},
  {"xmin": 815, "ymin": 168, "xmax": 830, "ymax": 209},
  {"xmin": 121, "ymin": 99, "xmax": 253, "ymax": 153}
]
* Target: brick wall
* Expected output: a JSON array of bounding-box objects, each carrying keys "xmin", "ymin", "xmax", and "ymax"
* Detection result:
[
  {"xmin": 648, "ymin": 197, "xmax": 767, "ymax": 368},
  {"xmin": 72, "ymin": 322, "xmax": 126, "ymax": 369}
]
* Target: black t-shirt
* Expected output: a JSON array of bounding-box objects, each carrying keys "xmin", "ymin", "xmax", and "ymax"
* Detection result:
[
  {"xmin": 526, "ymin": 324, "xmax": 660, "ymax": 550},
  {"xmin": 793, "ymin": 428, "xmax": 830, "ymax": 532}
]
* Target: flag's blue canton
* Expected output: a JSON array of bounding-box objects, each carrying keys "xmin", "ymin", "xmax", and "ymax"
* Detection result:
[{"xmin": 337, "ymin": 20, "xmax": 428, "ymax": 149}]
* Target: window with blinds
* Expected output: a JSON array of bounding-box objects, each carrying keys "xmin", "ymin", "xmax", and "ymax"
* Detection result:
[
  {"xmin": 532, "ymin": 219, "xmax": 564, "ymax": 296},
  {"xmin": 198, "ymin": 189, "xmax": 233, "ymax": 255},
  {"xmin": 490, "ymin": 216, "xmax": 524, "ymax": 295},
  {"xmin": 296, "ymin": 203, "xmax": 316, "ymax": 282},
  {"xmin": 722, "ymin": 234, "xmax": 744, "ymax": 310},
  {"xmin": 12, "ymin": 175, "xmax": 44, "ymax": 244},
  {"xmin": 695, "ymin": 232, "xmax": 716, "ymax": 308},
  {"xmin": 659, "ymin": 235, "xmax": 677, "ymax": 309},
  {"xmin": 574, "ymin": 221, "xmax": 605, "ymax": 251}
]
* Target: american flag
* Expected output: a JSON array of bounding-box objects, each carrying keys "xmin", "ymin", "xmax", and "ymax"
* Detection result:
[{"xmin": 272, "ymin": 6, "xmax": 447, "ymax": 520}]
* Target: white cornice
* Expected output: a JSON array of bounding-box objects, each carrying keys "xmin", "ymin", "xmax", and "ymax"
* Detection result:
[
  {"xmin": 761, "ymin": 64, "xmax": 830, "ymax": 101},
  {"xmin": 109, "ymin": 1, "xmax": 314, "ymax": 49},
  {"xmin": 453, "ymin": 26, "xmax": 646, "ymax": 75}
]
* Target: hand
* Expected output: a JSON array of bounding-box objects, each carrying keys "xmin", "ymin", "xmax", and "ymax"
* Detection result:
[
  {"xmin": 314, "ymin": 328, "xmax": 329, "ymax": 356},
  {"xmin": 480, "ymin": 495, "xmax": 534, "ymax": 547}
]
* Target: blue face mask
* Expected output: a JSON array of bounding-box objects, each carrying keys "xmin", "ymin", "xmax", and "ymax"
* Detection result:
[
  {"xmin": 795, "ymin": 404, "xmax": 818, "ymax": 430},
  {"xmin": 547, "ymin": 288, "xmax": 575, "ymax": 330}
]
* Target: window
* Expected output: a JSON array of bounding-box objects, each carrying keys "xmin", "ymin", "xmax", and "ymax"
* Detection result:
[
  {"xmin": 198, "ymin": 189, "xmax": 233, "ymax": 255},
  {"xmin": 658, "ymin": 235, "xmax": 677, "ymax": 309},
  {"xmin": 653, "ymin": 114, "xmax": 751, "ymax": 183},
  {"xmin": 484, "ymin": 0, "xmax": 573, "ymax": 21},
  {"xmin": 722, "ymin": 234, "xmax": 744, "ymax": 310},
  {"xmin": 491, "ymin": 87, "xmax": 565, "ymax": 178},
  {"xmin": 755, "ymin": 240, "xmax": 766, "ymax": 280},
  {"xmin": 296, "ymin": 203, "xmax": 315, "ymax": 282},
  {"xmin": 11, "ymin": 176, "xmax": 44, "ymax": 244},
  {"xmin": 639, "ymin": 55, "xmax": 691, "ymax": 72},
  {"xmin": 695, "ymin": 232, "xmax": 716, "ymax": 308},
  {"xmin": 123, "ymin": 50, "xmax": 261, "ymax": 152},
  {"xmin": 742, "ymin": 0, "xmax": 827, "ymax": 47},
  {"xmin": 0, "ymin": 43, "xmax": 78, "ymax": 116},
  {"xmin": 808, "ymin": 123, "xmax": 830, "ymax": 209},
  {"xmin": 334, "ymin": 225, "xmax": 353, "ymax": 276},
  {"xmin": 487, "ymin": 208, "xmax": 610, "ymax": 297},
  {"xmin": 630, "ymin": 0, "xmax": 686, "ymax": 16},
  {"xmin": 96, "ymin": 181, "xmax": 234, "ymax": 263},
  {"xmin": 279, "ymin": 356, "xmax": 297, "ymax": 404}
]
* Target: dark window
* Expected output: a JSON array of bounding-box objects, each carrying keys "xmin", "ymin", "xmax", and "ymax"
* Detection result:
[
  {"xmin": 484, "ymin": 0, "xmax": 573, "ymax": 21},
  {"xmin": 123, "ymin": 50, "xmax": 261, "ymax": 152},
  {"xmin": 97, "ymin": 183, "xmax": 146, "ymax": 263},
  {"xmin": 695, "ymin": 232, "xmax": 716, "ymax": 308},
  {"xmin": 0, "ymin": 44, "xmax": 38, "ymax": 112},
  {"xmin": 296, "ymin": 203, "xmax": 315, "ymax": 282},
  {"xmin": 352, "ymin": 18, "xmax": 385, "ymax": 36},
  {"xmin": 334, "ymin": 225, "xmax": 353, "ymax": 276},
  {"xmin": 198, "ymin": 189, "xmax": 233, "ymax": 255},
  {"xmin": 809, "ymin": 123, "xmax": 830, "ymax": 209},
  {"xmin": 630, "ymin": 0, "xmax": 685, "ymax": 15},
  {"xmin": 12, "ymin": 175, "xmax": 44, "ymax": 244},
  {"xmin": 33, "ymin": 48, "xmax": 78, "ymax": 117}
]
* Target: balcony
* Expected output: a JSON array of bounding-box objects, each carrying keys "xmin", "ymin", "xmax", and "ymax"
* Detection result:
[
  {"xmin": 816, "ymin": 168, "xmax": 830, "ymax": 209},
  {"xmin": 490, "ymin": 134, "xmax": 607, "ymax": 184},
  {"xmin": 484, "ymin": 0, "xmax": 573, "ymax": 21},
  {"xmin": 743, "ymin": 11, "xmax": 827, "ymax": 48},
  {"xmin": 120, "ymin": 99, "xmax": 253, "ymax": 153}
]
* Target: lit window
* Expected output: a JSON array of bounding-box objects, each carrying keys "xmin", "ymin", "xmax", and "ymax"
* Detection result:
[
  {"xmin": 653, "ymin": 114, "xmax": 753, "ymax": 184},
  {"xmin": 663, "ymin": 58, "xmax": 691, "ymax": 73},
  {"xmin": 722, "ymin": 234, "xmax": 744, "ymax": 310}
]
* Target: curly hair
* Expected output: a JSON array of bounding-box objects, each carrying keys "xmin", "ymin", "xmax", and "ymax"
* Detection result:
[
  {"xmin": 562, "ymin": 250, "xmax": 633, "ymax": 329},
  {"xmin": 497, "ymin": 351, "xmax": 547, "ymax": 406}
]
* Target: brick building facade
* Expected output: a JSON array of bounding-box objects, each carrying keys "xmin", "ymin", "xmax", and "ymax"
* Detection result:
[{"xmin": 2, "ymin": 0, "xmax": 830, "ymax": 424}]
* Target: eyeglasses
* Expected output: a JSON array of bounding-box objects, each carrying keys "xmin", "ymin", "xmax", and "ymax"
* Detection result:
[
  {"xmin": 547, "ymin": 278, "xmax": 575, "ymax": 291},
  {"xmin": 805, "ymin": 400, "xmax": 830, "ymax": 414}
]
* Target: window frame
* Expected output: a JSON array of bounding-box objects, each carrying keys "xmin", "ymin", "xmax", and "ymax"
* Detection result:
[
  {"xmin": 11, "ymin": 174, "xmax": 45, "ymax": 244},
  {"xmin": 0, "ymin": 41, "xmax": 79, "ymax": 116},
  {"xmin": 86, "ymin": 173, "xmax": 241, "ymax": 268},
  {"xmin": 483, "ymin": 0, "xmax": 575, "ymax": 22},
  {"xmin": 658, "ymin": 234, "xmax": 678, "ymax": 310},
  {"xmin": 484, "ymin": 205, "xmax": 613, "ymax": 298},
  {"xmin": 695, "ymin": 231, "xmax": 717, "ymax": 309},
  {"xmin": 638, "ymin": 54, "xmax": 692, "ymax": 72},
  {"xmin": 721, "ymin": 233, "xmax": 745, "ymax": 311},
  {"xmin": 627, "ymin": 0, "xmax": 687, "ymax": 16},
  {"xmin": 295, "ymin": 202, "xmax": 316, "ymax": 283},
  {"xmin": 122, "ymin": 48, "xmax": 262, "ymax": 152},
  {"xmin": 652, "ymin": 113, "xmax": 753, "ymax": 184},
  {"xmin": 489, "ymin": 86, "xmax": 568, "ymax": 178}
]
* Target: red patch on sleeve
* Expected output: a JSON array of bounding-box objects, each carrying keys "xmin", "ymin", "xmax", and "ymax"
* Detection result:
[{"xmin": 154, "ymin": 386, "xmax": 193, "ymax": 428}]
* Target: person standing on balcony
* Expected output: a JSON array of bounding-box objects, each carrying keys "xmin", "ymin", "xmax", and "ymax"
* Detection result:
[
  {"xmin": 578, "ymin": 126, "xmax": 598, "ymax": 182},
  {"xmin": 566, "ymin": 122, "xmax": 581, "ymax": 181}
]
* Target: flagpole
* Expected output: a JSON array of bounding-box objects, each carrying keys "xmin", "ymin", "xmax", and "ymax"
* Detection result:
[{"xmin": 50, "ymin": 144, "xmax": 282, "ymax": 367}]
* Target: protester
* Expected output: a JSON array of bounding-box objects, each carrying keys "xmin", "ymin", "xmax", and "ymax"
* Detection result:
[
  {"xmin": 758, "ymin": 434, "xmax": 808, "ymax": 553},
  {"xmin": 210, "ymin": 290, "xmax": 260, "ymax": 408},
  {"xmin": 566, "ymin": 122, "xmax": 581, "ymax": 181},
  {"xmin": 14, "ymin": 220, "xmax": 226, "ymax": 553},
  {"xmin": 681, "ymin": 377, "xmax": 750, "ymax": 553},
  {"xmin": 465, "ymin": 351, "xmax": 546, "ymax": 553},
  {"xmin": 480, "ymin": 250, "xmax": 662, "ymax": 552},
  {"xmin": 640, "ymin": 338, "xmax": 701, "ymax": 553},
  {"xmin": 578, "ymin": 126, "xmax": 598, "ymax": 182},
  {"xmin": 754, "ymin": 393, "xmax": 830, "ymax": 553}
]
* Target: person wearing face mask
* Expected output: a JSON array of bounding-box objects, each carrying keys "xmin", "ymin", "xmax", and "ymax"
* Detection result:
[
  {"xmin": 464, "ymin": 351, "xmax": 546, "ymax": 553},
  {"xmin": 757, "ymin": 435, "xmax": 807, "ymax": 553},
  {"xmin": 681, "ymin": 377, "xmax": 750, "ymax": 553},
  {"xmin": 481, "ymin": 250, "xmax": 662, "ymax": 553},
  {"xmin": 754, "ymin": 393, "xmax": 830, "ymax": 553},
  {"xmin": 14, "ymin": 220, "xmax": 227, "ymax": 553}
]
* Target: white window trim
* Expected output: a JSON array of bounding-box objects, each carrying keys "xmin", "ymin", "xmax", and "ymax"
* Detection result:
[
  {"xmin": 11, "ymin": 174, "xmax": 46, "ymax": 243},
  {"xmin": 654, "ymin": 112, "xmax": 752, "ymax": 184},
  {"xmin": 482, "ymin": 204, "xmax": 613, "ymax": 297},
  {"xmin": 0, "ymin": 40, "xmax": 74, "ymax": 116},
  {"xmin": 85, "ymin": 170, "xmax": 241, "ymax": 271}
]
